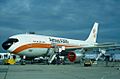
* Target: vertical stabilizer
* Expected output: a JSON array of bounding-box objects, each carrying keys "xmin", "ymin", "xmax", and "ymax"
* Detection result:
[{"xmin": 86, "ymin": 22, "xmax": 99, "ymax": 43}]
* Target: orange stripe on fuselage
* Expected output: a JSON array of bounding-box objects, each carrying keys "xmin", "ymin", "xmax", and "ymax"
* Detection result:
[{"xmin": 12, "ymin": 43, "xmax": 79, "ymax": 54}]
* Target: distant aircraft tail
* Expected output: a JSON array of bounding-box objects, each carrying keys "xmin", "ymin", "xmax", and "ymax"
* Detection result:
[{"xmin": 85, "ymin": 22, "xmax": 99, "ymax": 43}]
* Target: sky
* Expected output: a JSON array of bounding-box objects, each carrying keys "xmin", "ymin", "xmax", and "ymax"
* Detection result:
[{"xmin": 0, "ymin": 0, "xmax": 120, "ymax": 52}]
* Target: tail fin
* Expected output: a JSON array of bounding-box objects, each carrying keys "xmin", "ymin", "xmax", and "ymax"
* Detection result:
[{"xmin": 85, "ymin": 22, "xmax": 99, "ymax": 43}]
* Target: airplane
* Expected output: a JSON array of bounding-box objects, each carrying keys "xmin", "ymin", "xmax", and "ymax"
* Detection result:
[{"xmin": 2, "ymin": 22, "xmax": 119, "ymax": 64}]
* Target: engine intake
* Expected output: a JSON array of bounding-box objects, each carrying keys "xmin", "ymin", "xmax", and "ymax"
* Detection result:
[
  {"xmin": 67, "ymin": 51, "xmax": 83, "ymax": 62},
  {"xmin": 67, "ymin": 52, "xmax": 76, "ymax": 62}
]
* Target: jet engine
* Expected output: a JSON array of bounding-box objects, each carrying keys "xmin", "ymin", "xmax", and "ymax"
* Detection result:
[{"xmin": 67, "ymin": 50, "xmax": 83, "ymax": 63}]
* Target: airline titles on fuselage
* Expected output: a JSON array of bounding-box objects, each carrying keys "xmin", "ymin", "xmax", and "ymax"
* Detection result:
[{"xmin": 49, "ymin": 38, "xmax": 69, "ymax": 44}]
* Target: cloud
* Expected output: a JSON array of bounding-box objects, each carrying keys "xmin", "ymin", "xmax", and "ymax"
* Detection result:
[
  {"xmin": 1, "ymin": 0, "xmax": 31, "ymax": 15},
  {"xmin": 0, "ymin": 0, "xmax": 120, "ymax": 46}
]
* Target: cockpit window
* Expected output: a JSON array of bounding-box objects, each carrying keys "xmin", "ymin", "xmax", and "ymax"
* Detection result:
[
  {"xmin": 2, "ymin": 38, "xmax": 19, "ymax": 50},
  {"xmin": 4, "ymin": 38, "xmax": 19, "ymax": 45},
  {"xmin": 7, "ymin": 38, "xmax": 19, "ymax": 43}
]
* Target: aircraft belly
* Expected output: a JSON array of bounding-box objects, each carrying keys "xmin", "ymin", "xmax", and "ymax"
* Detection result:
[{"xmin": 18, "ymin": 48, "xmax": 48, "ymax": 57}]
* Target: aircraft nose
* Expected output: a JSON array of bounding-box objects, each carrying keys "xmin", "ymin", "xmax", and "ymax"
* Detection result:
[
  {"xmin": 2, "ymin": 41, "xmax": 12, "ymax": 50},
  {"xmin": 2, "ymin": 38, "xmax": 19, "ymax": 50}
]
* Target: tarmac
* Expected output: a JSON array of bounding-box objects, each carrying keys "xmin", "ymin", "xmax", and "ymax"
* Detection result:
[{"xmin": 0, "ymin": 62, "xmax": 120, "ymax": 79}]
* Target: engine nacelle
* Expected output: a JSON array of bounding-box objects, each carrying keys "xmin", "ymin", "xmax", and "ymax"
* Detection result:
[{"xmin": 67, "ymin": 51, "xmax": 83, "ymax": 62}]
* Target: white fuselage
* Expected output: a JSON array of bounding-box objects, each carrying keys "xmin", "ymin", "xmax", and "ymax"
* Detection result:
[{"xmin": 7, "ymin": 34, "xmax": 94, "ymax": 57}]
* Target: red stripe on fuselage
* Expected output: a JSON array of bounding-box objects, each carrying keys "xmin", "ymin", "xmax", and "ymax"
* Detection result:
[{"xmin": 12, "ymin": 43, "xmax": 79, "ymax": 54}]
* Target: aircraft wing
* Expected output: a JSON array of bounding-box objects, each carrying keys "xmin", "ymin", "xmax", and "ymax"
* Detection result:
[
  {"xmin": 94, "ymin": 42, "xmax": 120, "ymax": 49},
  {"xmin": 65, "ymin": 42, "xmax": 120, "ymax": 52},
  {"xmin": 94, "ymin": 43, "xmax": 120, "ymax": 51}
]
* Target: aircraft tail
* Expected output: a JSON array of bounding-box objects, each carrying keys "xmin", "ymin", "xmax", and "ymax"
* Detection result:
[{"xmin": 85, "ymin": 22, "xmax": 99, "ymax": 43}]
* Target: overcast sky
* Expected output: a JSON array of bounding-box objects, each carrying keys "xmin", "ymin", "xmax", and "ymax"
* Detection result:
[{"xmin": 0, "ymin": 0, "xmax": 120, "ymax": 52}]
